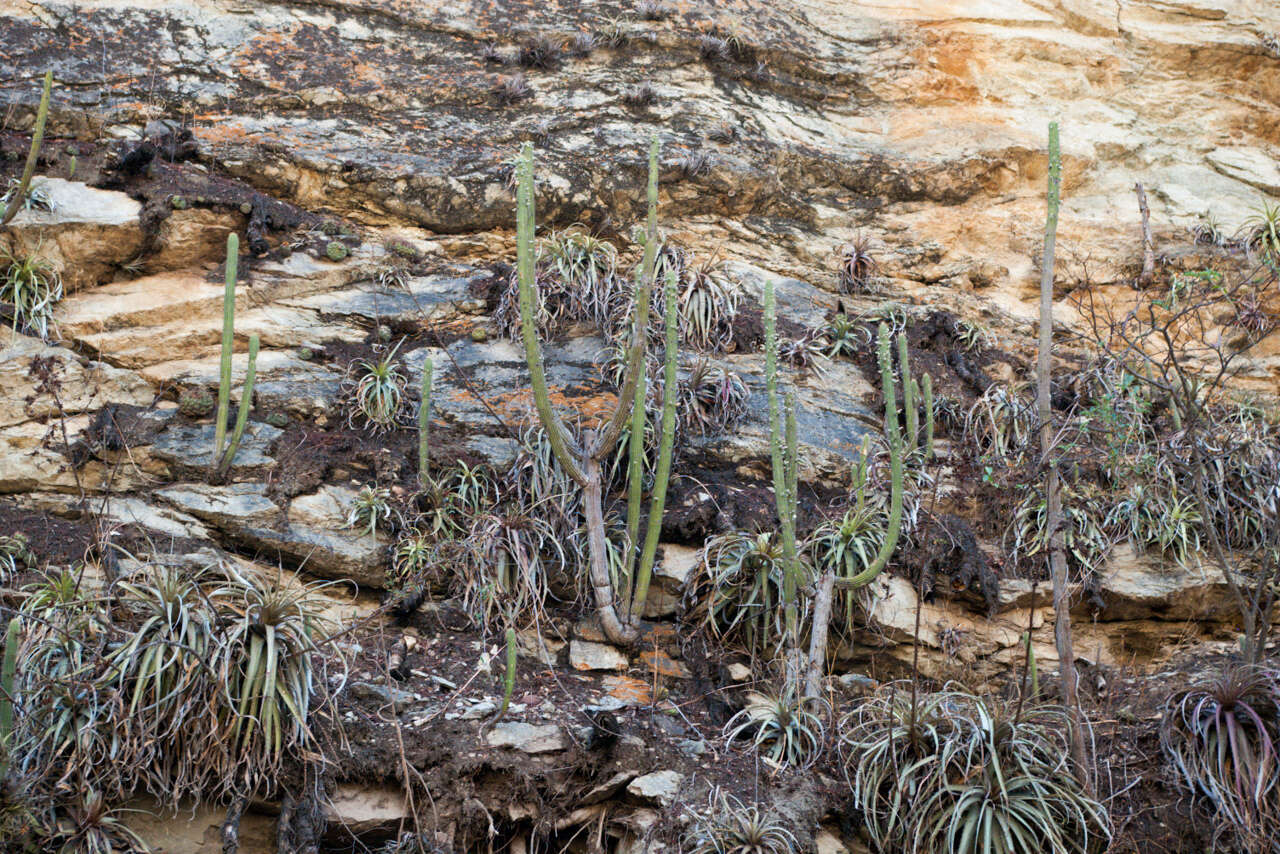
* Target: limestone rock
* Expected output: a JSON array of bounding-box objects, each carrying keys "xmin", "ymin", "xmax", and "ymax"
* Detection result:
[
  {"xmin": 156, "ymin": 483, "xmax": 389, "ymax": 587},
  {"xmin": 626, "ymin": 770, "xmax": 683, "ymax": 806},
  {"xmin": 570, "ymin": 640, "xmax": 629, "ymax": 671},
  {"xmin": 486, "ymin": 722, "xmax": 567, "ymax": 754},
  {"xmin": 1, "ymin": 179, "xmax": 143, "ymax": 290}
]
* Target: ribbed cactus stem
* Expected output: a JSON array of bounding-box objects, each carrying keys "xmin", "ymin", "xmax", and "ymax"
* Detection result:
[
  {"xmin": 836, "ymin": 323, "xmax": 903, "ymax": 591},
  {"xmin": 921, "ymin": 373, "xmax": 934, "ymax": 460},
  {"xmin": 213, "ymin": 233, "xmax": 239, "ymax": 469},
  {"xmin": 0, "ymin": 617, "xmax": 19, "ymax": 780},
  {"xmin": 1, "ymin": 71, "xmax": 52, "ymax": 227},
  {"xmin": 216, "ymin": 334, "xmax": 259, "ymax": 479},
  {"xmin": 622, "ymin": 330, "xmax": 648, "ymax": 597},
  {"xmin": 629, "ymin": 268, "xmax": 680, "ymax": 619},
  {"xmin": 418, "ymin": 356, "xmax": 433, "ymax": 490},
  {"xmin": 500, "ymin": 627, "xmax": 517, "ymax": 716},
  {"xmin": 898, "ymin": 333, "xmax": 917, "ymax": 454},
  {"xmin": 515, "ymin": 143, "xmax": 586, "ymax": 485}
]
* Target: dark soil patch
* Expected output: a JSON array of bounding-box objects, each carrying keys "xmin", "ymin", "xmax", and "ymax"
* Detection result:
[{"xmin": 0, "ymin": 503, "xmax": 95, "ymax": 572}]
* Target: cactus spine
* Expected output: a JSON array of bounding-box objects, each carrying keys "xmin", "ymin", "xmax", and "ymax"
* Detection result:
[
  {"xmin": 418, "ymin": 356, "xmax": 433, "ymax": 490},
  {"xmin": 212, "ymin": 234, "xmax": 259, "ymax": 480},
  {"xmin": 515, "ymin": 136, "xmax": 673, "ymax": 645},
  {"xmin": 1, "ymin": 71, "xmax": 52, "ymax": 227}
]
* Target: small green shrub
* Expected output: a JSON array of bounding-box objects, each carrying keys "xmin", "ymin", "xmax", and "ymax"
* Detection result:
[
  {"xmin": 0, "ymin": 249, "xmax": 62, "ymax": 339},
  {"xmin": 687, "ymin": 532, "xmax": 789, "ymax": 657},
  {"xmin": 346, "ymin": 486, "xmax": 397, "ymax": 536},
  {"xmin": 345, "ymin": 342, "xmax": 408, "ymax": 433},
  {"xmin": 685, "ymin": 794, "xmax": 800, "ymax": 854},
  {"xmin": 842, "ymin": 683, "xmax": 1110, "ymax": 854},
  {"xmin": 823, "ymin": 313, "xmax": 864, "ymax": 359},
  {"xmin": 724, "ymin": 686, "xmax": 825, "ymax": 769},
  {"xmin": 1244, "ymin": 199, "xmax": 1280, "ymax": 265},
  {"xmin": 325, "ymin": 240, "xmax": 349, "ymax": 262}
]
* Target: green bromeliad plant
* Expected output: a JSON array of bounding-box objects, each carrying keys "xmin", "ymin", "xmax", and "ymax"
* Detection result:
[{"xmin": 841, "ymin": 682, "xmax": 1110, "ymax": 854}]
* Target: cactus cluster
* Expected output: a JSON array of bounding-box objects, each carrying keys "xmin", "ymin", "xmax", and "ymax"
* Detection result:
[
  {"xmin": 762, "ymin": 279, "xmax": 802, "ymax": 663},
  {"xmin": 514, "ymin": 137, "xmax": 678, "ymax": 644},
  {"xmin": 211, "ymin": 234, "xmax": 259, "ymax": 480}
]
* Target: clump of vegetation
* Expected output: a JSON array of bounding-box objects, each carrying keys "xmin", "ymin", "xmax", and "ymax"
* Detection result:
[
  {"xmin": 1243, "ymin": 199, "xmax": 1280, "ymax": 266},
  {"xmin": 679, "ymin": 357, "xmax": 749, "ymax": 437},
  {"xmin": 673, "ymin": 149, "xmax": 714, "ymax": 179},
  {"xmin": 842, "ymin": 683, "xmax": 1110, "ymax": 854},
  {"xmin": 622, "ymin": 83, "xmax": 658, "ymax": 107},
  {"xmin": 346, "ymin": 486, "xmax": 398, "ymax": 536},
  {"xmin": 724, "ymin": 687, "xmax": 825, "ymax": 769},
  {"xmin": 1, "ymin": 248, "xmax": 62, "ymax": 340},
  {"xmin": 567, "ymin": 32, "xmax": 597, "ymax": 57},
  {"xmin": 836, "ymin": 234, "xmax": 879, "ymax": 292},
  {"xmin": 698, "ymin": 34, "xmax": 730, "ymax": 62},
  {"xmin": 1, "ymin": 176, "xmax": 53, "ymax": 214},
  {"xmin": 823, "ymin": 312, "xmax": 864, "ymax": 359},
  {"xmin": 10, "ymin": 558, "xmax": 339, "ymax": 839},
  {"xmin": 344, "ymin": 341, "xmax": 408, "ymax": 432},
  {"xmin": 325, "ymin": 240, "xmax": 349, "ymax": 261},
  {"xmin": 685, "ymin": 794, "xmax": 799, "ymax": 854},
  {"xmin": 493, "ymin": 73, "xmax": 534, "ymax": 105},
  {"xmin": 1162, "ymin": 665, "xmax": 1280, "ymax": 853},
  {"xmin": 518, "ymin": 34, "xmax": 562, "ymax": 69},
  {"xmin": 635, "ymin": 1, "xmax": 671, "ymax": 21},
  {"xmin": 0, "ymin": 533, "xmax": 36, "ymax": 580},
  {"xmin": 688, "ymin": 531, "xmax": 788, "ymax": 656}
]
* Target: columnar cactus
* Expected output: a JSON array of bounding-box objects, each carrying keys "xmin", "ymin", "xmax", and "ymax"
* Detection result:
[
  {"xmin": 211, "ymin": 234, "xmax": 259, "ymax": 480},
  {"xmin": 763, "ymin": 279, "xmax": 802, "ymax": 660},
  {"xmin": 1, "ymin": 71, "xmax": 52, "ymax": 227},
  {"xmin": 418, "ymin": 356, "xmax": 433, "ymax": 490},
  {"xmin": 515, "ymin": 137, "xmax": 678, "ymax": 645}
]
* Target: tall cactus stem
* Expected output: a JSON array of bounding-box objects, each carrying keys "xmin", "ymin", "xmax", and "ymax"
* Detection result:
[
  {"xmin": 216, "ymin": 334, "xmax": 259, "ymax": 479},
  {"xmin": 1, "ymin": 71, "xmax": 52, "ymax": 227},
  {"xmin": 500, "ymin": 627, "xmax": 517, "ymax": 716},
  {"xmin": 921, "ymin": 373, "xmax": 934, "ymax": 460},
  {"xmin": 898, "ymin": 333, "xmax": 917, "ymax": 453},
  {"xmin": 0, "ymin": 617, "xmax": 19, "ymax": 781},
  {"xmin": 418, "ymin": 357, "xmax": 433, "ymax": 491},
  {"xmin": 629, "ymin": 268, "xmax": 680, "ymax": 620},
  {"xmin": 213, "ymin": 233, "xmax": 239, "ymax": 468}
]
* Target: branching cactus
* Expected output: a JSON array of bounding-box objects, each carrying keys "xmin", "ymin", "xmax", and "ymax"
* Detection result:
[
  {"xmin": 806, "ymin": 323, "xmax": 930, "ymax": 697},
  {"xmin": 515, "ymin": 137, "xmax": 678, "ymax": 645},
  {"xmin": 1, "ymin": 71, "xmax": 52, "ymax": 227},
  {"xmin": 762, "ymin": 279, "xmax": 803, "ymax": 674},
  {"xmin": 211, "ymin": 234, "xmax": 259, "ymax": 480}
]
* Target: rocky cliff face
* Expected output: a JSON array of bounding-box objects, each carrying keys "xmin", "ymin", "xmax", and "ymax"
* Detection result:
[{"xmin": 1, "ymin": 1, "xmax": 1278, "ymax": 852}]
